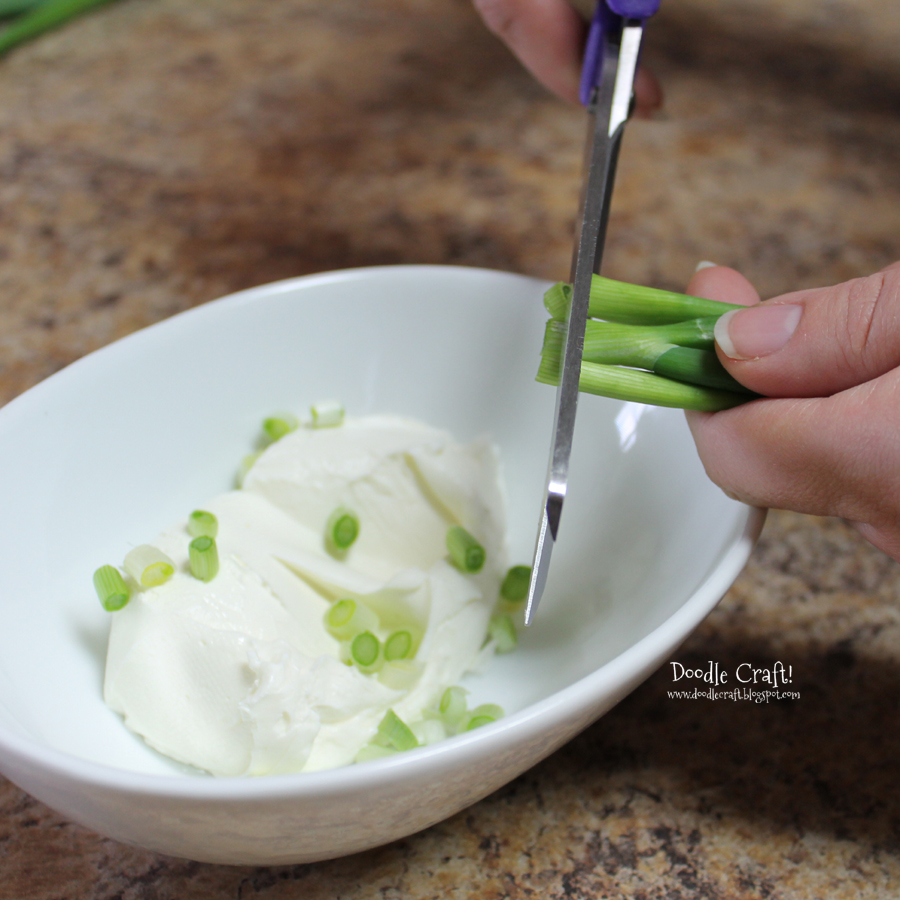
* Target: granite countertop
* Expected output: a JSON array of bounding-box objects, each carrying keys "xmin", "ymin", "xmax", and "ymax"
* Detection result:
[{"xmin": 2, "ymin": 0, "xmax": 900, "ymax": 896}]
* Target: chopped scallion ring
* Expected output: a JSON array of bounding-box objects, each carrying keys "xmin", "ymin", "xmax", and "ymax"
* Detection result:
[
  {"xmin": 384, "ymin": 630, "xmax": 413, "ymax": 661},
  {"xmin": 464, "ymin": 703, "xmax": 504, "ymax": 731},
  {"xmin": 325, "ymin": 507, "xmax": 359, "ymax": 555},
  {"xmin": 123, "ymin": 544, "xmax": 175, "ymax": 588},
  {"xmin": 446, "ymin": 525, "xmax": 485, "ymax": 573},
  {"xmin": 375, "ymin": 709, "xmax": 418, "ymax": 751},
  {"xmin": 466, "ymin": 716, "xmax": 494, "ymax": 730},
  {"xmin": 187, "ymin": 510, "xmax": 218, "ymax": 539},
  {"xmin": 351, "ymin": 630, "xmax": 381, "ymax": 669},
  {"xmin": 500, "ymin": 565, "xmax": 531, "ymax": 604},
  {"xmin": 310, "ymin": 399, "xmax": 345, "ymax": 428},
  {"xmin": 324, "ymin": 598, "xmax": 379, "ymax": 641},
  {"xmin": 262, "ymin": 414, "xmax": 299, "ymax": 443},
  {"xmin": 93, "ymin": 565, "xmax": 130, "ymax": 612},
  {"xmin": 412, "ymin": 718, "xmax": 447, "ymax": 746},
  {"xmin": 355, "ymin": 742, "xmax": 398, "ymax": 763},
  {"xmin": 189, "ymin": 536, "xmax": 219, "ymax": 582},
  {"xmin": 488, "ymin": 612, "xmax": 517, "ymax": 653},
  {"xmin": 438, "ymin": 685, "xmax": 468, "ymax": 732}
]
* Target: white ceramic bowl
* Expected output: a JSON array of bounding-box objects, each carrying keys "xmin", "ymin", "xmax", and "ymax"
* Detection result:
[{"xmin": 0, "ymin": 265, "xmax": 763, "ymax": 865}]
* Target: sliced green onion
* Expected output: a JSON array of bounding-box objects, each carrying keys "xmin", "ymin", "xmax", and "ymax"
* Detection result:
[
  {"xmin": 351, "ymin": 630, "xmax": 381, "ymax": 670},
  {"xmin": 188, "ymin": 536, "xmax": 219, "ymax": 582},
  {"xmin": 384, "ymin": 630, "xmax": 413, "ymax": 661},
  {"xmin": 446, "ymin": 525, "xmax": 485, "ymax": 574},
  {"xmin": 438, "ymin": 685, "xmax": 468, "ymax": 733},
  {"xmin": 93, "ymin": 564, "xmax": 130, "ymax": 612},
  {"xmin": 543, "ymin": 281, "xmax": 573, "ymax": 319},
  {"xmin": 310, "ymin": 399, "xmax": 344, "ymax": 428},
  {"xmin": 187, "ymin": 509, "xmax": 218, "ymax": 539},
  {"xmin": 378, "ymin": 659, "xmax": 422, "ymax": 690},
  {"xmin": 123, "ymin": 544, "xmax": 175, "ymax": 588},
  {"xmin": 488, "ymin": 612, "xmax": 517, "ymax": 654},
  {"xmin": 374, "ymin": 709, "xmax": 418, "ymax": 751},
  {"xmin": 465, "ymin": 703, "xmax": 504, "ymax": 731},
  {"xmin": 262, "ymin": 413, "xmax": 299, "ymax": 444},
  {"xmin": 236, "ymin": 451, "xmax": 261, "ymax": 488},
  {"xmin": 0, "ymin": 0, "xmax": 116, "ymax": 57},
  {"xmin": 325, "ymin": 506, "xmax": 359, "ymax": 555},
  {"xmin": 412, "ymin": 718, "xmax": 447, "ymax": 746},
  {"xmin": 500, "ymin": 565, "xmax": 531, "ymax": 604},
  {"xmin": 537, "ymin": 349, "xmax": 748, "ymax": 412},
  {"xmin": 324, "ymin": 598, "xmax": 379, "ymax": 641},
  {"xmin": 355, "ymin": 742, "xmax": 398, "ymax": 763}
]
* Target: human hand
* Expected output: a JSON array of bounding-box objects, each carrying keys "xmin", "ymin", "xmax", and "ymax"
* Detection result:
[
  {"xmin": 472, "ymin": 0, "xmax": 662, "ymax": 113},
  {"xmin": 685, "ymin": 261, "xmax": 900, "ymax": 562}
]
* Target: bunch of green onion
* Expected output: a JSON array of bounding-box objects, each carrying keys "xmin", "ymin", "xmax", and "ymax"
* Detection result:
[
  {"xmin": 537, "ymin": 276, "xmax": 758, "ymax": 411},
  {"xmin": 0, "ymin": 0, "xmax": 118, "ymax": 56}
]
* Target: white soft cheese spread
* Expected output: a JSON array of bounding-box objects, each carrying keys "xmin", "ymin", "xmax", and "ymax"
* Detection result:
[{"xmin": 103, "ymin": 415, "xmax": 507, "ymax": 776}]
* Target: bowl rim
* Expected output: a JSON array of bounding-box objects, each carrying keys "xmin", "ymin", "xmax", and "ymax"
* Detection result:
[{"xmin": 0, "ymin": 264, "xmax": 767, "ymax": 800}]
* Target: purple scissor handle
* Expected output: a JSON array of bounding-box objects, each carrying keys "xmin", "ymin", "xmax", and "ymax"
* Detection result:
[
  {"xmin": 580, "ymin": 0, "xmax": 661, "ymax": 106},
  {"xmin": 525, "ymin": 0, "xmax": 660, "ymax": 625}
]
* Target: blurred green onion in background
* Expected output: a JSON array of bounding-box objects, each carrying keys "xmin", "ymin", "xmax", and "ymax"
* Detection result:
[{"xmin": 0, "ymin": 0, "xmax": 119, "ymax": 57}]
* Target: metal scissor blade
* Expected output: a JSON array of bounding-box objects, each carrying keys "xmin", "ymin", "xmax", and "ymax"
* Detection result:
[{"xmin": 525, "ymin": 20, "xmax": 645, "ymax": 626}]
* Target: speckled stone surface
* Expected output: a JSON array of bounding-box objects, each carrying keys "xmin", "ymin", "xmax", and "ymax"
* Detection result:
[{"xmin": 2, "ymin": 0, "xmax": 900, "ymax": 896}]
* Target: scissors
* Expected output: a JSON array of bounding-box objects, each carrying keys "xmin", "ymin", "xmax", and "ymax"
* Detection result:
[{"xmin": 525, "ymin": 0, "xmax": 661, "ymax": 625}]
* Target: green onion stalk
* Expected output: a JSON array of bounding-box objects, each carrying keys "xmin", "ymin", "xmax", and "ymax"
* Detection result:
[
  {"xmin": 538, "ymin": 275, "xmax": 759, "ymax": 412},
  {"xmin": 0, "ymin": 0, "xmax": 45, "ymax": 18},
  {"xmin": 544, "ymin": 276, "xmax": 744, "ymax": 324}
]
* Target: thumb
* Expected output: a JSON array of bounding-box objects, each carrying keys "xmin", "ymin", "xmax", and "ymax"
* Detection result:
[
  {"xmin": 709, "ymin": 261, "xmax": 900, "ymax": 398},
  {"xmin": 682, "ymin": 261, "xmax": 900, "ymax": 562}
]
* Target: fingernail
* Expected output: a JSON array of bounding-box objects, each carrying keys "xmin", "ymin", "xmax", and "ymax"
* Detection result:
[
  {"xmin": 715, "ymin": 304, "xmax": 802, "ymax": 359},
  {"xmin": 695, "ymin": 260, "xmax": 717, "ymax": 272}
]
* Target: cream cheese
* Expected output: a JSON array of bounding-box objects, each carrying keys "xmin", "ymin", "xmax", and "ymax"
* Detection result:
[{"xmin": 103, "ymin": 415, "xmax": 507, "ymax": 776}]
